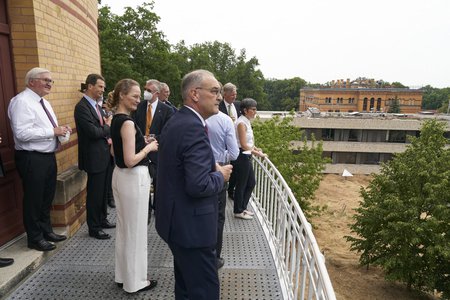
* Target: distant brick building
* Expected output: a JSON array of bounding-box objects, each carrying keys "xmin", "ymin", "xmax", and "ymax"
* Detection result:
[
  {"xmin": 0, "ymin": 0, "xmax": 100, "ymax": 246},
  {"xmin": 299, "ymin": 78, "xmax": 423, "ymax": 114}
]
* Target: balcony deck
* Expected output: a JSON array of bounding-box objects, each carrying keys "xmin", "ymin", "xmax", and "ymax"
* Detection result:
[{"xmin": 5, "ymin": 198, "xmax": 283, "ymax": 300}]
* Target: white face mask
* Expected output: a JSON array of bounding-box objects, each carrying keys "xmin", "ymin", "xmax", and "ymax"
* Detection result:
[{"xmin": 143, "ymin": 91, "xmax": 153, "ymax": 101}]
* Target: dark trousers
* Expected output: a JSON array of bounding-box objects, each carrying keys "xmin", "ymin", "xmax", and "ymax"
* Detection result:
[
  {"xmin": 216, "ymin": 183, "xmax": 227, "ymax": 259},
  {"xmin": 227, "ymin": 160, "xmax": 237, "ymax": 197},
  {"xmin": 86, "ymin": 170, "xmax": 108, "ymax": 232},
  {"xmin": 15, "ymin": 151, "xmax": 56, "ymax": 243},
  {"xmin": 103, "ymin": 155, "xmax": 114, "ymax": 208},
  {"xmin": 148, "ymin": 163, "xmax": 157, "ymax": 211},
  {"xmin": 233, "ymin": 152, "xmax": 256, "ymax": 214},
  {"xmin": 169, "ymin": 242, "xmax": 219, "ymax": 300}
]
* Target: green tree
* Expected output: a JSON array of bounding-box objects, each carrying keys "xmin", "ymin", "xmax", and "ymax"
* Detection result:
[
  {"xmin": 346, "ymin": 119, "xmax": 450, "ymax": 298},
  {"xmin": 252, "ymin": 114, "xmax": 328, "ymax": 216},
  {"xmin": 264, "ymin": 77, "xmax": 307, "ymax": 111},
  {"xmin": 421, "ymin": 85, "xmax": 450, "ymax": 110},
  {"xmin": 98, "ymin": 2, "xmax": 178, "ymax": 96},
  {"xmin": 389, "ymin": 96, "xmax": 401, "ymax": 113}
]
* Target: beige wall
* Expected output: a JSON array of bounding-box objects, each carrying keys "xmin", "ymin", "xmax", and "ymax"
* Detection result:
[
  {"xmin": 300, "ymin": 88, "xmax": 423, "ymax": 114},
  {"xmin": 8, "ymin": 0, "xmax": 100, "ymax": 172}
]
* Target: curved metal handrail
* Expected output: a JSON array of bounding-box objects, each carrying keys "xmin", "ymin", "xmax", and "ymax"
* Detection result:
[{"xmin": 251, "ymin": 156, "xmax": 336, "ymax": 300}]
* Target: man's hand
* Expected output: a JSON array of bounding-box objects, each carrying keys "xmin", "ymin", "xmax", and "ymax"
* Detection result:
[
  {"xmin": 54, "ymin": 125, "xmax": 71, "ymax": 137},
  {"xmin": 216, "ymin": 163, "xmax": 233, "ymax": 182},
  {"xmin": 104, "ymin": 115, "xmax": 112, "ymax": 126}
]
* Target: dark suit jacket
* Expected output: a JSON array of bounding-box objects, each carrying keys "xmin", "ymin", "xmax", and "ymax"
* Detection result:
[
  {"xmin": 74, "ymin": 97, "xmax": 110, "ymax": 173},
  {"xmin": 155, "ymin": 106, "xmax": 224, "ymax": 248},
  {"xmin": 219, "ymin": 100, "xmax": 241, "ymax": 118},
  {"xmin": 132, "ymin": 100, "xmax": 174, "ymax": 164}
]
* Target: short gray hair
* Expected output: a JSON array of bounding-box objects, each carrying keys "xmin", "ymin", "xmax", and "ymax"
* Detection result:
[
  {"xmin": 25, "ymin": 67, "xmax": 50, "ymax": 86},
  {"xmin": 146, "ymin": 79, "xmax": 161, "ymax": 92},
  {"xmin": 181, "ymin": 69, "xmax": 214, "ymax": 101},
  {"xmin": 240, "ymin": 98, "xmax": 258, "ymax": 115},
  {"xmin": 160, "ymin": 82, "xmax": 169, "ymax": 91},
  {"xmin": 223, "ymin": 82, "xmax": 237, "ymax": 94}
]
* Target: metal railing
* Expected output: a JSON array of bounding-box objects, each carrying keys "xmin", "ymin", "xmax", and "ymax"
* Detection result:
[{"xmin": 251, "ymin": 156, "xmax": 336, "ymax": 300}]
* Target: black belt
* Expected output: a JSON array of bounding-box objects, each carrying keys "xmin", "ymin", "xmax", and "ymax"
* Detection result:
[{"xmin": 16, "ymin": 150, "xmax": 54, "ymax": 155}]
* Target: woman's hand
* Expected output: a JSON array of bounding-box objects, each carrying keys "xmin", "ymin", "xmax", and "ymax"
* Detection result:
[{"xmin": 144, "ymin": 140, "xmax": 158, "ymax": 153}]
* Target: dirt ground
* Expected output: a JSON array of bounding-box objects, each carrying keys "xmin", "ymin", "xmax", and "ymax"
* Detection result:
[{"xmin": 310, "ymin": 174, "xmax": 438, "ymax": 300}]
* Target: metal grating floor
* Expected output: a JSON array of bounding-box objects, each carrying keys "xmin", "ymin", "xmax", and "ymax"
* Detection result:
[{"xmin": 6, "ymin": 198, "xmax": 282, "ymax": 299}]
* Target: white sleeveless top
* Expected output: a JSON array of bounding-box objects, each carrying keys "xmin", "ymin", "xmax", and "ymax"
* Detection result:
[{"xmin": 235, "ymin": 115, "xmax": 254, "ymax": 149}]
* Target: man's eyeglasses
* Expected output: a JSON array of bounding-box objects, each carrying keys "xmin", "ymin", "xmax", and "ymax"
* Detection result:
[
  {"xmin": 33, "ymin": 78, "xmax": 54, "ymax": 84},
  {"xmin": 145, "ymin": 88, "xmax": 158, "ymax": 93},
  {"xmin": 196, "ymin": 87, "xmax": 222, "ymax": 96}
]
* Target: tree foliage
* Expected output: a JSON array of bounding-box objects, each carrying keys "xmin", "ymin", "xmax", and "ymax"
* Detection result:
[
  {"xmin": 252, "ymin": 114, "xmax": 328, "ymax": 216},
  {"xmin": 264, "ymin": 77, "xmax": 307, "ymax": 111},
  {"xmin": 422, "ymin": 85, "xmax": 450, "ymax": 110},
  {"xmin": 346, "ymin": 119, "xmax": 450, "ymax": 298}
]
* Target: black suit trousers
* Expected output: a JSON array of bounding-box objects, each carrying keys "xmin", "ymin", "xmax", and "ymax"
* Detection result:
[
  {"xmin": 216, "ymin": 183, "xmax": 227, "ymax": 259},
  {"xmin": 86, "ymin": 170, "xmax": 108, "ymax": 232},
  {"xmin": 15, "ymin": 150, "xmax": 56, "ymax": 243},
  {"xmin": 169, "ymin": 242, "xmax": 219, "ymax": 300}
]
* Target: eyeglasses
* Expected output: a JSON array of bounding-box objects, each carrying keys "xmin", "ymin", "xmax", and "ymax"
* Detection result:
[
  {"xmin": 196, "ymin": 87, "xmax": 222, "ymax": 96},
  {"xmin": 33, "ymin": 78, "xmax": 54, "ymax": 84},
  {"xmin": 145, "ymin": 88, "xmax": 158, "ymax": 93}
]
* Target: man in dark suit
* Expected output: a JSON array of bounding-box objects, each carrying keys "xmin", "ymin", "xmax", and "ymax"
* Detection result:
[
  {"xmin": 159, "ymin": 82, "xmax": 178, "ymax": 113},
  {"xmin": 74, "ymin": 74, "xmax": 115, "ymax": 240},
  {"xmin": 218, "ymin": 82, "xmax": 240, "ymax": 122},
  {"xmin": 219, "ymin": 82, "xmax": 241, "ymax": 200},
  {"xmin": 155, "ymin": 70, "xmax": 233, "ymax": 299},
  {"xmin": 132, "ymin": 79, "xmax": 174, "ymax": 211}
]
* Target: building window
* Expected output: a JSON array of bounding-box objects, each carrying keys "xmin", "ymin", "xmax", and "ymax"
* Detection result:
[
  {"xmin": 376, "ymin": 98, "xmax": 382, "ymax": 111},
  {"xmin": 321, "ymin": 129, "xmax": 334, "ymax": 141},
  {"xmin": 325, "ymin": 97, "xmax": 331, "ymax": 104},
  {"xmin": 370, "ymin": 98, "xmax": 375, "ymax": 111},
  {"xmin": 363, "ymin": 98, "xmax": 368, "ymax": 111}
]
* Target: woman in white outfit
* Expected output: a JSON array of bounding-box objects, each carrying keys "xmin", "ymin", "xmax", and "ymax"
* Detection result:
[{"xmin": 108, "ymin": 79, "xmax": 158, "ymax": 293}]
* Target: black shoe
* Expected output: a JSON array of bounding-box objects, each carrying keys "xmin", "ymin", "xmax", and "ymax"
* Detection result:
[
  {"xmin": 217, "ymin": 257, "xmax": 225, "ymax": 269},
  {"xmin": 127, "ymin": 280, "xmax": 157, "ymax": 293},
  {"xmin": 28, "ymin": 239, "xmax": 56, "ymax": 251},
  {"xmin": 107, "ymin": 199, "xmax": 116, "ymax": 208},
  {"xmin": 44, "ymin": 232, "xmax": 67, "ymax": 243},
  {"xmin": 0, "ymin": 258, "xmax": 14, "ymax": 268},
  {"xmin": 117, "ymin": 283, "xmax": 123, "ymax": 288},
  {"xmin": 89, "ymin": 230, "xmax": 111, "ymax": 240},
  {"xmin": 101, "ymin": 220, "xmax": 116, "ymax": 229}
]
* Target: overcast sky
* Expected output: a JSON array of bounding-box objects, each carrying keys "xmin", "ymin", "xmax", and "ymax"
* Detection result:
[{"xmin": 102, "ymin": 0, "xmax": 450, "ymax": 88}]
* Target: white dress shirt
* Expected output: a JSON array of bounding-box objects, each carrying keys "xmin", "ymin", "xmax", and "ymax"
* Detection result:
[
  {"xmin": 8, "ymin": 88, "xmax": 58, "ymax": 152},
  {"xmin": 225, "ymin": 102, "xmax": 238, "ymax": 120}
]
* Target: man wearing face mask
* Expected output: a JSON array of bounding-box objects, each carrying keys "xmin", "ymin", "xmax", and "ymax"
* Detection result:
[{"xmin": 132, "ymin": 79, "xmax": 174, "ymax": 213}]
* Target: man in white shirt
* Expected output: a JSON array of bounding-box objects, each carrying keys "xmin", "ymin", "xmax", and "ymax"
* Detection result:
[{"xmin": 8, "ymin": 67, "xmax": 71, "ymax": 251}]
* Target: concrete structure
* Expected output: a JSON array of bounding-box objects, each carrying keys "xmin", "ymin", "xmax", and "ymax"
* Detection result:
[
  {"xmin": 299, "ymin": 78, "xmax": 423, "ymax": 114},
  {"xmin": 258, "ymin": 111, "xmax": 450, "ymax": 174},
  {"xmin": 0, "ymin": 0, "xmax": 100, "ymax": 247}
]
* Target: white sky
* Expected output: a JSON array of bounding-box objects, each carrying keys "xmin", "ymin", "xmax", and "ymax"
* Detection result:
[{"xmin": 102, "ymin": 0, "xmax": 450, "ymax": 88}]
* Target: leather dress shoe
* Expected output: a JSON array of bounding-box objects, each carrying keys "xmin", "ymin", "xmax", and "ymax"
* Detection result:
[
  {"xmin": 124, "ymin": 280, "xmax": 157, "ymax": 293},
  {"xmin": 0, "ymin": 257, "xmax": 14, "ymax": 268},
  {"xmin": 217, "ymin": 257, "xmax": 225, "ymax": 269},
  {"xmin": 44, "ymin": 232, "xmax": 67, "ymax": 243},
  {"xmin": 101, "ymin": 220, "xmax": 116, "ymax": 229},
  {"xmin": 107, "ymin": 198, "xmax": 116, "ymax": 208},
  {"xmin": 28, "ymin": 239, "xmax": 56, "ymax": 251},
  {"xmin": 89, "ymin": 230, "xmax": 111, "ymax": 240}
]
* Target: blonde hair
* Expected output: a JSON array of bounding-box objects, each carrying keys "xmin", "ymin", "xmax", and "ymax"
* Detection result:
[{"xmin": 107, "ymin": 79, "xmax": 139, "ymax": 110}]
